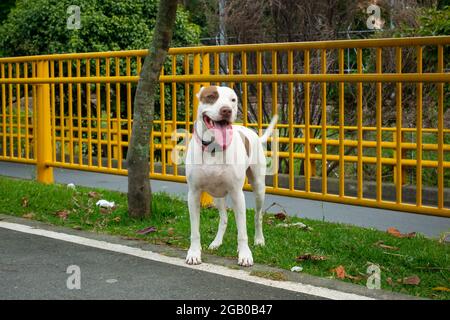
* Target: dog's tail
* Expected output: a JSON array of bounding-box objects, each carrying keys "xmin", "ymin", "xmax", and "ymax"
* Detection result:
[{"xmin": 259, "ymin": 114, "xmax": 278, "ymax": 144}]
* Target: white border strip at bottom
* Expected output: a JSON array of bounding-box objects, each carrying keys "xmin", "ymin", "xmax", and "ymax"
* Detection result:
[{"xmin": 0, "ymin": 221, "xmax": 374, "ymax": 300}]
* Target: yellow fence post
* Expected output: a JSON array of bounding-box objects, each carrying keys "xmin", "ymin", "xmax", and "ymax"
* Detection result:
[
  {"xmin": 192, "ymin": 53, "xmax": 214, "ymax": 207},
  {"xmin": 36, "ymin": 60, "xmax": 54, "ymax": 183}
]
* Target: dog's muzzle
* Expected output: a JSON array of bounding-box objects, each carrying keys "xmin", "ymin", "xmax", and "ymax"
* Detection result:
[{"xmin": 194, "ymin": 115, "xmax": 233, "ymax": 152}]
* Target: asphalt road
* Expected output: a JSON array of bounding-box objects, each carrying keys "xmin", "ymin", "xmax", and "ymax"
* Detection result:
[
  {"xmin": 0, "ymin": 228, "xmax": 319, "ymax": 300},
  {"xmin": 1, "ymin": 162, "xmax": 449, "ymax": 237}
]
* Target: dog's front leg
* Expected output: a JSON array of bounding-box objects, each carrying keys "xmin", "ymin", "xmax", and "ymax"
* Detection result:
[
  {"xmin": 230, "ymin": 189, "xmax": 254, "ymax": 267},
  {"xmin": 186, "ymin": 189, "xmax": 202, "ymax": 265}
]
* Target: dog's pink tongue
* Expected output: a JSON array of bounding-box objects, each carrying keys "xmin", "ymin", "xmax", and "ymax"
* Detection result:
[{"xmin": 213, "ymin": 122, "xmax": 233, "ymax": 150}]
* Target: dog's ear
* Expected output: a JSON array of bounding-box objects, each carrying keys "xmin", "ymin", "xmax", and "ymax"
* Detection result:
[{"xmin": 196, "ymin": 86, "xmax": 205, "ymax": 100}]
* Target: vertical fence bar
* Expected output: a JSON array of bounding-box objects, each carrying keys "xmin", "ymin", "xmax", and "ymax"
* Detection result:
[
  {"xmin": 242, "ymin": 51, "xmax": 248, "ymax": 126},
  {"xmin": 58, "ymin": 60, "xmax": 65, "ymax": 163},
  {"xmin": 338, "ymin": 49, "xmax": 345, "ymax": 197},
  {"xmin": 105, "ymin": 58, "xmax": 112, "ymax": 169},
  {"xmin": 192, "ymin": 53, "xmax": 201, "ymax": 120},
  {"xmin": 160, "ymin": 67, "xmax": 166, "ymax": 175},
  {"xmin": 304, "ymin": 50, "xmax": 311, "ymax": 192},
  {"xmin": 376, "ymin": 48, "xmax": 383, "ymax": 202},
  {"xmin": 8, "ymin": 64, "xmax": 13, "ymax": 157},
  {"xmin": 271, "ymin": 51, "xmax": 278, "ymax": 189},
  {"xmin": 32, "ymin": 62, "xmax": 37, "ymax": 160},
  {"xmin": 96, "ymin": 58, "xmax": 102, "ymax": 168},
  {"xmin": 50, "ymin": 61, "xmax": 56, "ymax": 163},
  {"xmin": 86, "ymin": 59, "xmax": 92, "ymax": 166},
  {"xmin": 171, "ymin": 55, "xmax": 177, "ymax": 174},
  {"xmin": 437, "ymin": 45, "xmax": 444, "ymax": 209},
  {"xmin": 228, "ymin": 53, "xmax": 234, "ymax": 89},
  {"xmin": 16, "ymin": 63, "xmax": 21, "ymax": 158},
  {"xmin": 214, "ymin": 52, "xmax": 219, "ymax": 79},
  {"xmin": 357, "ymin": 48, "xmax": 363, "ymax": 199},
  {"xmin": 126, "ymin": 57, "xmax": 132, "ymax": 141},
  {"xmin": 115, "ymin": 57, "xmax": 122, "ymax": 170},
  {"xmin": 184, "ymin": 54, "xmax": 190, "ymax": 134},
  {"xmin": 321, "ymin": 49, "xmax": 327, "ymax": 195},
  {"xmin": 183, "ymin": 53, "xmax": 190, "ymax": 176},
  {"xmin": 67, "ymin": 60, "xmax": 74, "ymax": 164},
  {"xmin": 24, "ymin": 63, "xmax": 30, "ymax": 159},
  {"xmin": 416, "ymin": 46, "xmax": 423, "ymax": 207},
  {"xmin": 395, "ymin": 47, "xmax": 403, "ymax": 204},
  {"xmin": 76, "ymin": 59, "xmax": 82, "ymax": 165},
  {"xmin": 1, "ymin": 64, "xmax": 5, "ymax": 158},
  {"xmin": 256, "ymin": 51, "xmax": 263, "ymax": 133},
  {"xmin": 36, "ymin": 60, "xmax": 54, "ymax": 183},
  {"xmin": 288, "ymin": 50, "xmax": 294, "ymax": 191}
]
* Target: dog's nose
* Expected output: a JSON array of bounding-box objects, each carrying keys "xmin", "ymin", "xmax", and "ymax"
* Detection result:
[{"xmin": 220, "ymin": 107, "xmax": 232, "ymax": 119}]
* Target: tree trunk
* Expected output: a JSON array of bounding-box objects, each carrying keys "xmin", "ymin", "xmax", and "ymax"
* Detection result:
[{"xmin": 127, "ymin": 0, "xmax": 178, "ymax": 218}]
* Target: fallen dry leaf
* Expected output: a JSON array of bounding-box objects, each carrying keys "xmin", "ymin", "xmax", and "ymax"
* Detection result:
[
  {"xmin": 402, "ymin": 275, "xmax": 421, "ymax": 285},
  {"xmin": 432, "ymin": 287, "xmax": 450, "ymax": 292},
  {"xmin": 274, "ymin": 212, "xmax": 287, "ymax": 220},
  {"xmin": 386, "ymin": 277, "xmax": 394, "ymax": 286},
  {"xmin": 112, "ymin": 216, "xmax": 121, "ymax": 223},
  {"xmin": 296, "ymin": 253, "xmax": 327, "ymax": 262},
  {"xmin": 167, "ymin": 227, "xmax": 175, "ymax": 236},
  {"xmin": 332, "ymin": 265, "xmax": 346, "ymax": 279},
  {"xmin": 88, "ymin": 191, "xmax": 100, "ymax": 198},
  {"xmin": 374, "ymin": 240, "xmax": 399, "ymax": 251},
  {"xmin": 387, "ymin": 227, "xmax": 416, "ymax": 239},
  {"xmin": 136, "ymin": 226, "xmax": 157, "ymax": 235},
  {"xmin": 21, "ymin": 197, "xmax": 29, "ymax": 208},
  {"xmin": 22, "ymin": 213, "xmax": 35, "ymax": 219},
  {"xmin": 99, "ymin": 207, "xmax": 115, "ymax": 215},
  {"xmin": 345, "ymin": 274, "xmax": 363, "ymax": 281},
  {"xmin": 56, "ymin": 210, "xmax": 69, "ymax": 220}
]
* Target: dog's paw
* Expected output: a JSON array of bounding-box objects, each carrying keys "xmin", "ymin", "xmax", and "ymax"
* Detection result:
[
  {"xmin": 185, "ymin": 249, "xmax": 202, "ymax": 265},
  {"xmin": 254, "ymin": 237, "xmax": 265, "ymax": 247},
  {"xmin": 208, "ymin": 240, "xmax": 222, "ymax": 250},
  {"xmin": 238, "ymin": 247, "xmax": 254, "ymax": 267}
]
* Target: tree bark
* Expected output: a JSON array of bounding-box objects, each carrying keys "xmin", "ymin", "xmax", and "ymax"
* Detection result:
[{"xmin": 127, "ymin": 0, "xmax": 178, "ymax": 218}]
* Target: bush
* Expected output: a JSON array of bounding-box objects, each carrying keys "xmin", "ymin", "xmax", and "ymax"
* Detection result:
[{"xmin": 0, "ymin": 0, "xmax": 201, "ymax": 57}]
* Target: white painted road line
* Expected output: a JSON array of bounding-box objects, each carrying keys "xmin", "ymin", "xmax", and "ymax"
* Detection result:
[{"xmin": 0, "ymin": 221, "xmax": 374, "ymax": 300}]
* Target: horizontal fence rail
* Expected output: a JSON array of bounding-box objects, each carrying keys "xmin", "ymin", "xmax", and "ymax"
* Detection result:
[{"xmin": 0, "ymin": 36, "xmax": 449, "ymax": 217}]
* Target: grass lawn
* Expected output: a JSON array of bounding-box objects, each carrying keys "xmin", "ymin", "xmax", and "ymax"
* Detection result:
[{"xmin": 0, "ymin": 175, "xmax": 449, "ymax": 300}]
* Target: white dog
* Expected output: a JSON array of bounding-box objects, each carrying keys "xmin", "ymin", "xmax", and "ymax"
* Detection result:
[{"xmin": 185, "ymin": 85, "xmax": 278, "ymax": 267}]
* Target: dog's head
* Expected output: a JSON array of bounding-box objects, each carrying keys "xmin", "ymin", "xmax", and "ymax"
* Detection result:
[
  {"xmin": 196, "ymin": 85, "xmax": 238, "ymax": 124},
  {"xmin": 195, "ymin": 86, "xmax": 238, "ymax": 150}
]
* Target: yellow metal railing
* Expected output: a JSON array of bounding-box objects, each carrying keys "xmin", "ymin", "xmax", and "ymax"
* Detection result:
[{"xmin": 0, "ymin": 36, "xmax": 449, "ymax": 217}]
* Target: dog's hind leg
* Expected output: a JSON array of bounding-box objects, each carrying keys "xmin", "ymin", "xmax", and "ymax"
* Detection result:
[
  {"xmin": 251, "ymin": 173, "xmax": 266, "ymax": 247},
  {"xmin": 230, "ymin": 189, "xmax": 253, "ymax": 267},
  {"xmin": 208, "ymin": 197, "xmax": 228, "ymax": 250}
]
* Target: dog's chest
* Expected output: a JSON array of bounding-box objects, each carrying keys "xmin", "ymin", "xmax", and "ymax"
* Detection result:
[{"xmin": 191, "ymin": 164, "xmax": 245, "ymax": 196}]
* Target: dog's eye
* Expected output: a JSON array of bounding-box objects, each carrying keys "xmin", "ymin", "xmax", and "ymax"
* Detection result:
[{"xmin": 231, "ymin": 98, "xmax": 236, "ymax": 102}]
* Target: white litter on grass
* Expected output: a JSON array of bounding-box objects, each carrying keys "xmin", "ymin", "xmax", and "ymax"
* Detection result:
[
  {"xmin": 96, "ymin": 200, "xmax": 115, "ymax": 208},
  {"xmin": 291, "ymin": 266, "xmax": 303, "ymax": 272},
  {"xmin": 67, "ymin": 183, "xmax": 76, "ymax": 190},
  {"xmin": 276, "ymin": 222, "xmax": 312, "ymax": 230}
]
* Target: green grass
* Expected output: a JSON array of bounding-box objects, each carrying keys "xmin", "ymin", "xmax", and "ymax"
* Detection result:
[{"xmin": 0, "ymin": 175, "xmax": 449, "ymax": 300}]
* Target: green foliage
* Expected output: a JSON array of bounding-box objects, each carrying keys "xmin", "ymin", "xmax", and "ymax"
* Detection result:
[
  {"xmin": 0, "ymin": 0, "xmax": 201, "ymax": 57},
  {"xmin": 0, "ymin": 0, "xmax": 16, "ymax": 23},
  {"xmin": 415, "ymin": 6, "xmax": 450, "ymax": 36},
  {"xmin": 394, "ymin": 5, "xmax": 450, "ymax": 37}
]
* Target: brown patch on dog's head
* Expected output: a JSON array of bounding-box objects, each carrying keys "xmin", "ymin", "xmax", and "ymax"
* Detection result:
[{"xmin": 198, "ymin": 86, "xmax": 219, "ymax": 105}]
